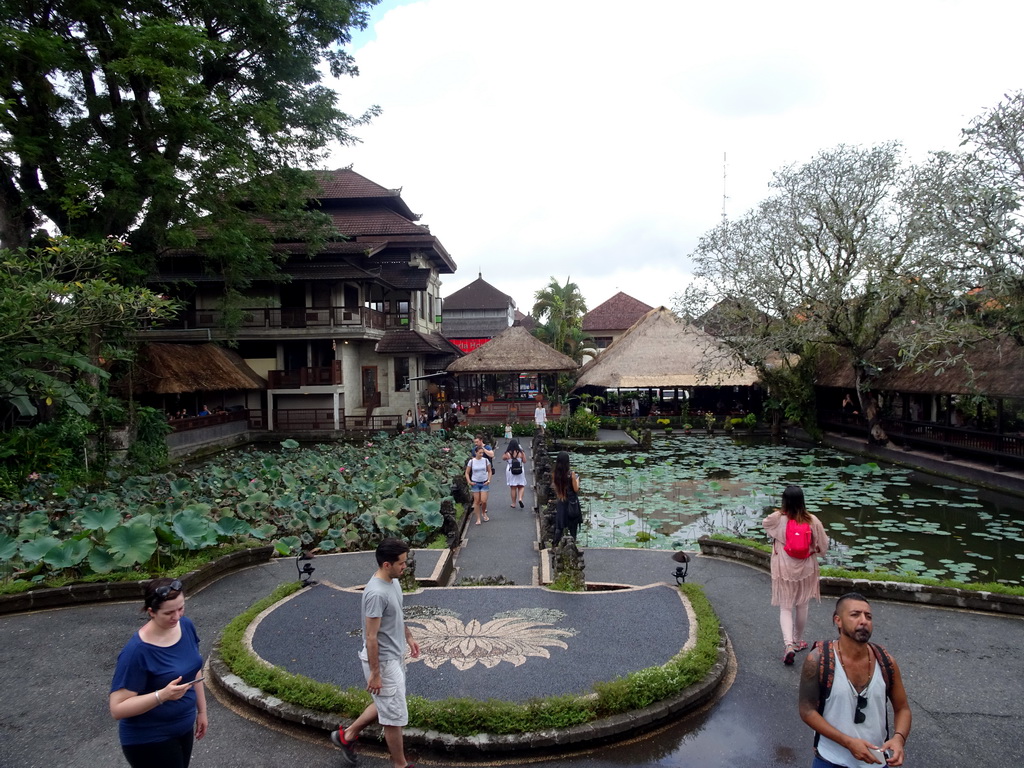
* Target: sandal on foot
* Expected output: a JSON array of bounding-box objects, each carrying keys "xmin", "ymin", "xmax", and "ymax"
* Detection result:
[
  {"xmin": 482, "ymin": 515, "xmax": 490, "ymax": 521},
  {"xmin": 794, "ymin": 641, "xmax": 808, "ymax": 652},
  {"xmin": 783, "ymin": 644, "xmax": 796, "ymax": 666},
  {"xmin": 474, "ymin": 520, "xmax": 481, "ymax": 525}
]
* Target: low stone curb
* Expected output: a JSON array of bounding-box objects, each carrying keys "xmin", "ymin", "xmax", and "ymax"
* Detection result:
[
  {"xmin": 697, "ymin": 537, "xmax": 1024, "ymax": 617},
  {"xmin": 208, "ymin": 628, "xmax": 730, "ymax": 754},
  {"xmin": 0, "ymin": 545, "xmax": 275, "ymax": 616}
]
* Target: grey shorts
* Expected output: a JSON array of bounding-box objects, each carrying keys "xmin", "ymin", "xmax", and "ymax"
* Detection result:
[{"xmin": 361, "ymin": 657, "xmax": 408, "ymax": 726}]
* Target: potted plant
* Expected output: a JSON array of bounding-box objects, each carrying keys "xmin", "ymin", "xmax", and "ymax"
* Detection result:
[
  {"xmin": 704, "ymin": 412, "xmax": 716, "ymax": 434},
  {"xmin": 743, "ymin": 412, "xmax": 758, "ymax": 433},
  {"xmin": 683, "ymin": 423, "xmax": 693, "ymax": 434}
]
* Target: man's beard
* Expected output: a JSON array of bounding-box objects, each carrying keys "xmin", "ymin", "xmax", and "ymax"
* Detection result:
[{"xmin": 845, "ymin": 626, "xmax": 872, "ymax": 643}]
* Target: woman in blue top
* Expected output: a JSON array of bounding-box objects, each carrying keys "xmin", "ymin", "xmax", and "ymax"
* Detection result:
[{"xmin": 110, "ymin": 578, "xmax": 207, "ymax": 767}]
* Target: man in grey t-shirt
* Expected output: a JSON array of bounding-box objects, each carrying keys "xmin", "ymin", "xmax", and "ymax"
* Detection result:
[{"xmin": 330, "ymin": 539, "xmax": 420, "ymax": 767}]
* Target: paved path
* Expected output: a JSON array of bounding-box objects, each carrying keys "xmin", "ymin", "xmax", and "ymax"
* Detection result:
[{"xmin": 2, "ymin": 431, "xmax": 1023, "ymax": 768}]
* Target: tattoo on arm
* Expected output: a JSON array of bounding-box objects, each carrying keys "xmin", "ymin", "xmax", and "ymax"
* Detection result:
[{"xmin": 798, "ymin": 650, "xmax": 821, "ymax": 717}]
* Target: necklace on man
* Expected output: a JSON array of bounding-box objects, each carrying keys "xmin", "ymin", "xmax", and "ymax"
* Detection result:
[{"xmin": 836, "ymin": 644, "xmax": 873, "ymax": 693}]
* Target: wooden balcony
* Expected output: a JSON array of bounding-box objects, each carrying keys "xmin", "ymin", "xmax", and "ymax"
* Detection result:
[
  {"xmin": 267, "ymin": 361, "xmax": 343, "ymax": 389},
  {"xmin": 157, "ymin": 306, "xmax": 387, "ymax": 332}
]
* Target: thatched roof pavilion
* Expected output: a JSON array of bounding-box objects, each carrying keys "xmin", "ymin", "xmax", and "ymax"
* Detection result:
[
  {"xmin": 574, "ymin": 307, "xmax": 758, "ymax": 389},
  {"xmin": 446, "ymin": 326, "xmax": 578, "ymax": 374},
  {"xmin": 129, "ymin": 343, "xmax": 266, "ymax": 394}
]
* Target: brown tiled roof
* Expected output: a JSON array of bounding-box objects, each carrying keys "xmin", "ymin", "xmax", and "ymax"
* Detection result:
[
  {"xmin": 514, "ymin": 310, "xmax": 537, "ymax": 331},
  {"xmin": 325, "ymin": 208, "xmax": 429, "ymax": 237},
  {"xmin": 442, "ymin": 275, "xmax": 516, "ymax": 310},
  {"xmin": 376, "ymin": 330, "xmax": 464, "ymax": 357},
  {"xmin": 582, "ymin": 292, "xmax": 654, "ymax": 333},
  {"xmin": 311, "ymin": 168, "xmax": 419, "ymax": 220}
]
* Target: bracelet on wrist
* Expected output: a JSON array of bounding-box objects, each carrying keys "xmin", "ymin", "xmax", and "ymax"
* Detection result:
[
  {"xmin": 894, "ymin": 731, "xmax": 907, "ymax": 742},
  {"xmin": 154, "ymin": 690, "xmax": 162, "ymax": 705}
]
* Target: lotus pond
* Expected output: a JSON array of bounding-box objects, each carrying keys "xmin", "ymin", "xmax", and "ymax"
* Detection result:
[{"xmin": 571, "ymin": 435, "xmax": 1024, "ymax": 585}]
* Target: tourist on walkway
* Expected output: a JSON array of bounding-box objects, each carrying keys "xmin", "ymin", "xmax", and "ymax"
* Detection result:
[
  {"xmin": 465, "ymin": 445, "xmax": 492, "ymax": 524},
  {"xmin": 503, "ymin": 438, "xmax": 527, "ymax": 508},
  {"xmin": 552, "ymin": 450, "xmax": 582, "ymax": 544},
  {"xmin": 534, "ymin": 399, "xmax": 547, "ymax": 433},
  {"xmin": 405, "ymin": 409, "xmax": 414, "ymax": 430},
  {"xmin": 763, "ymin": 484, "xmax": 829, "ymax": 664},
  {"xmin": 799, "ymin": 592, "xmax": 911, "ymax": 767},
  {"xmin": 109, "ymin": 578, "xmax": 207, "ymax": 768},
  {"xmin": 331, "ymin": 538, "xmax": 421, "ymax": 768}
]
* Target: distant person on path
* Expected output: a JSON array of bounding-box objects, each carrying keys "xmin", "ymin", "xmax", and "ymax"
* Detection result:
[
  {"xmin": 799, "ymin": 592, "xmax": 911, "ymax": 767},
  {"xmin": 534, "ymin": 400, "xmax": 547, "ymax": 433},
  {"xmin": 763, "ymin": 484, "xmax": 829, "ymax": 664},
  {"xmin": 405, "ymin": 409, "xmax": 414, "ymax": 430},
  {"xmin": 331, "ymin": 538, "xmax": 420, "ymax": 768},
  {"xmin": 552, "ymin": 450, "xmax": 582, "ymax": 544},
  {"xmin": 465, "ymin": 445, "xmax": 492, "ymax": 524},
  {"xmin": 503, "ymin": 438, "xmax": 527, "ymax": 508},
  {"xmin": 109, "ymin": 578, "xmax": 207, "ymax": 768}
]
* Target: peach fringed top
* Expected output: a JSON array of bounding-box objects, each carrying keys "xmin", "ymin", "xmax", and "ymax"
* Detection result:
[{"xmin": 762, "ymin": 510, "xmax": 829, "ymax": 607}]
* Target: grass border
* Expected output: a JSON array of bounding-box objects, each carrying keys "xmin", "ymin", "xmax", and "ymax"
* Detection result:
[
  {"xmin": 217, "ymin": 582, "xmax": 721, "ymax": 736},
  {"xmin": 705, "ymin": 533, "xmax": 1024, "ymax": 597}
]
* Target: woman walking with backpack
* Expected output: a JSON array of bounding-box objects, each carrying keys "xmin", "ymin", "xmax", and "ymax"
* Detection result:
[
  {"xmin": 763, "ymin": 485, "xmax": 829, "ymax": 665},
  {"xmin": 503, "ymin": 439, "xmax": 527, "ymax": 508}
]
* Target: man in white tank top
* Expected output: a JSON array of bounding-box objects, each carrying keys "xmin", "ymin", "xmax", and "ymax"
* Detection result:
[{"xmin": 798, "ymin": 593, "xmax": 912, "ymax": 767}]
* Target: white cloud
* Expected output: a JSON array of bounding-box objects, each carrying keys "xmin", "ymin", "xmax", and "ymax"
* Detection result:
[{"xmin": 329, "ymin": 0, "xmax": 1024, "ymax": 313}]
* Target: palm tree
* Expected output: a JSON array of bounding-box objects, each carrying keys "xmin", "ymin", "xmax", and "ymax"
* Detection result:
[{"xmin": 531, "ymin": 277, "xmax": 588, "ymax": 356}]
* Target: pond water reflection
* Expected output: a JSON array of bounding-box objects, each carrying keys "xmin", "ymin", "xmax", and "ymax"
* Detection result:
[{"xmin": 570, "ymin": 435, "xmax": 1024, "ymax": 584}]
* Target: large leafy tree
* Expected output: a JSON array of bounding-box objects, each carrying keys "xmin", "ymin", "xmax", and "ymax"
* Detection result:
[
  {"xmin": 675, "ymin": 143, "xmax": 962, "ymax": 444},
  {"xmin": 0, "ymin": 237, "xmax": 177, "ymax": 416},
  {"xmin": 913, "ymin": 91, "xmax": 1024, "ymax": 345},
  {"xmin": 531, "ymin": 276, "xmax": 590, "ymax": 362},
  {"xmin": 0, "ymin": 0, "xmax": 378, "ymax": 270}
]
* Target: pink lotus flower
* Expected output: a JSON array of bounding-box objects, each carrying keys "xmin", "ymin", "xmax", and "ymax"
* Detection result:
[{"xmin": 339, "ymin": 467, "xmax": 346, "ymax": 472}]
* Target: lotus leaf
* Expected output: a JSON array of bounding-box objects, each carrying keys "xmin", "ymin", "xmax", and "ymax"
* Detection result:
[
  {"xmin": 318, "ymin": 539, "xmax": 337, "ymax": 552},
  {"xmin": 214, "ymin": 517, "xmax": 252, "ymax": 537},
  {"xmin": 42, "ymin": 538, "xmax": 92, "ymax": 568},
  {"xmin": 18, "ymin": 511, "xmax": 50, "ymax": 536},
  {"xmin": 88, "ymin": 546, "xmax": 117, "ymax": 573},
  {"xmin": 20, "ymin": 536, "xmax": 62, "ymax": 562},
  {"xmin": 374, "ymin": 513, "xmax": 401, "ymax": 533},
  {"xmin": 169, "ymin": 479, "xmax": 192, "ymax": 496},
  {"xmin": 0, "ymin": 533, "xmax": 18, "ymax": 561},
  {"xmin": 78, "ymin": 506, "xmax": 121, "ymax": 532},
  {"xmin": 106, "ymin": 523, "xmax": 158, "ymax": 566},
  {"xmin": 274, "ymin": 536, "xmax": 301, "ymax": 555}
]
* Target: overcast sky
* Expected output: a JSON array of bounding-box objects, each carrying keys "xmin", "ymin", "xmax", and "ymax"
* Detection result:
[{"xmin": 328, "ymin": 0, "xmax": 1024, "ymax": 315}]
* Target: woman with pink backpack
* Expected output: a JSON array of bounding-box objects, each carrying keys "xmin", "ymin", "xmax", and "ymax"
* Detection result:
[{"xmin": 762, "ymin": 485, "xmax": 829, "ymax": 665}]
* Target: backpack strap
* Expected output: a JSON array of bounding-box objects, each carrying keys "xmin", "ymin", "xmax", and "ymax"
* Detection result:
[{"xmin": 813, "ymin": 639, "xmax": 835, "ymax": 749}]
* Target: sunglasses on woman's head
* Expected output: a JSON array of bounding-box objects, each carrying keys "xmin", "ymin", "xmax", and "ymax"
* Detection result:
[{"xmin": 154, "ymin": 579, "xmax": 183, "ymax": 599}]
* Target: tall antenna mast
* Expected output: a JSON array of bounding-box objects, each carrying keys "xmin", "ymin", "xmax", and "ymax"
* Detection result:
[{"xmin": 722, "ymin": 151, "xmax": 728, "ymax": 223}]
